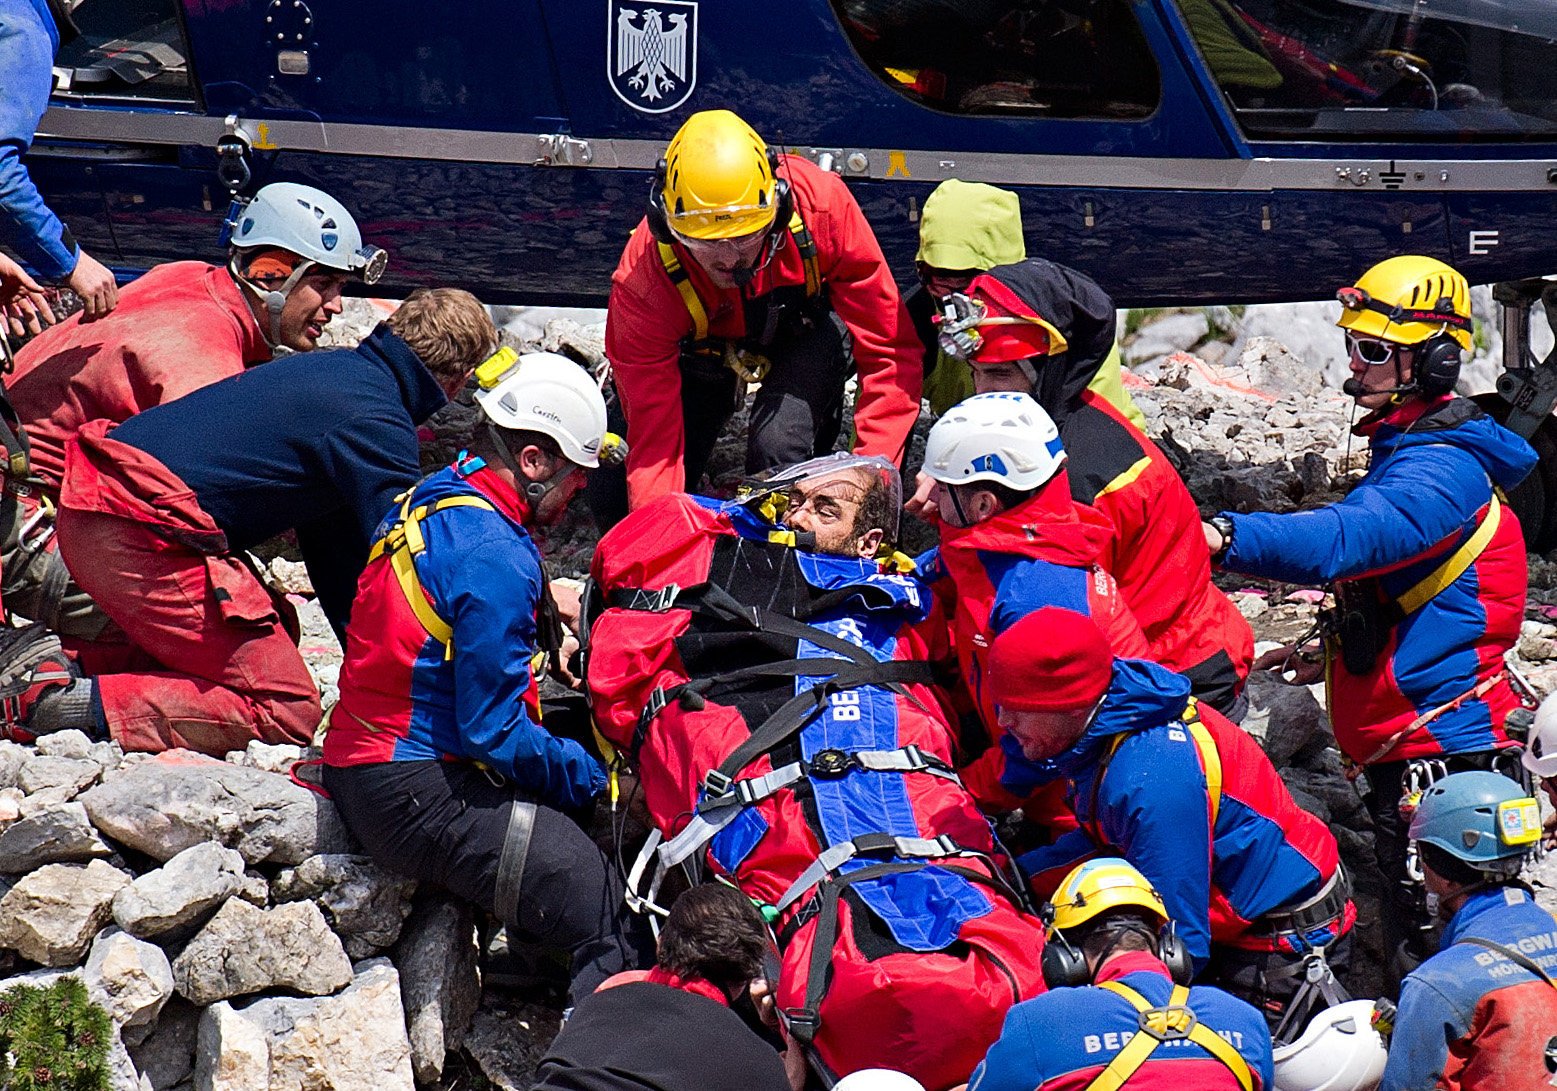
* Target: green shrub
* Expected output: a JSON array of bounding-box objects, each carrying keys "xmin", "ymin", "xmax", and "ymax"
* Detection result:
[{"xmin": 0, "ymin": 978, "xmax": 111, "ymax": 1091}]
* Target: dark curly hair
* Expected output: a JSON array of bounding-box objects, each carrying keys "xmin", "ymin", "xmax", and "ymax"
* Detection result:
[{"xmin": 657, "ymin": 884, "xmax": 770, "ymax": 992}]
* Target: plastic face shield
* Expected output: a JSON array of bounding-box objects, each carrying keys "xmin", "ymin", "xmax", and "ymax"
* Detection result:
[{"xmin": 741, "ymin": 452, "xmax": 903, "ymax": 540}]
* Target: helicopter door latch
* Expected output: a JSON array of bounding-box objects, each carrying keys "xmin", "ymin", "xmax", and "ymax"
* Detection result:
[
  {"xmin": 534, "ymin": 134, "xmax": 594, "ymax": 168},
  {"xmin": 215, "ymin": 116, "xmax": 253, "ymax": 194}
]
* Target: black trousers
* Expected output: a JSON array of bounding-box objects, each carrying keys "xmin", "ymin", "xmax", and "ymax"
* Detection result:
[
  {"xmin": 588, "ymin": 312, "xmax": 851, "ymax": 531},
  {"xmin": 1361, "ymin": 747, "xmax": 1514, "ymax": 994},
  {"xmin": 323, "ymin": 760, "xmax": 653, "ymax": 1004}
]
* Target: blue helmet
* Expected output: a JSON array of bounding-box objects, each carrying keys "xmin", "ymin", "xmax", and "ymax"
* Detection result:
[{"xmin": 1408, "ymin": 771, "xmax": 1541, "ymax": 876}]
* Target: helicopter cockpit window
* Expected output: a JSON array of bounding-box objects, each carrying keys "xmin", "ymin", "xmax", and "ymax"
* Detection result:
[
  {"xmin": 828, "ymin": 0, "xmax": 1160, "ymax": 118},
  {"xmin": 1175, "ymin": 0, "xmax": 1557, "ymax": 139},
  {"xmin": 51, "ymin": 0, "xmax": 195, "ymax": 104}
]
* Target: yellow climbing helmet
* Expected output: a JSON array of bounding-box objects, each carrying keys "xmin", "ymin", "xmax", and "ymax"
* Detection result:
[
  {"xmin": 1047, "ymin": 858, "xmax": 1169, "ymax": 936},
  {"xmin": 1335, "ymin": 255, "xmax": 1474, "ymax": 353},
  {"xmin": 659, "ymin": 110, "xmax": 780, "ymax": 240}
]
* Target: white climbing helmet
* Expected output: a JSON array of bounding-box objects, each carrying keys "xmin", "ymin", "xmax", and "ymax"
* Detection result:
[
  {"xmin": 229, "ymin": 182, "xmax": 386, "ymax": 282},
  {"xmin": 831, "ymin": 1070, "xmax": 927, "ymax": 1091},
  {"xmin": 474, "ymin": 350, "xmax": 609, "ymax": 468},
  {"xmin": 1272, "ymin": 1000, "xmax": 1388, "ymax": 1091},
  {"xmin": 923, "ymin": 392, "xmax": 1066, "ymax": 491},
  {"xmin": 1523, "ymin": 693, "xmax": 1557, "ymax": 779}
]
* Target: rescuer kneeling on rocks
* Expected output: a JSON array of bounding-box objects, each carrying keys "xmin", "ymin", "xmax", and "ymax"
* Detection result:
[
  {"xmin": 0, "ymin": 288, "xmax": 493, "ymax": 756},
  {"xmin": 323, "ymin": 351, "xmax": 654, "ymax": 1005},
  {"xmin": 1205, "ymin": 255, "xmax": 1538, "ymax": 991}
]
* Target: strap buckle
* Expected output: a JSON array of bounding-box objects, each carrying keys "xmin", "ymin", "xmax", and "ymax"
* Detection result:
[
  {"xmin": 702, "ymin": 769, "xmax": 734, "ymax": 798},
  {"xmin": 1140, "ymin": 1005, "xmax": 1198, "ymax": 1042},
  {"xmin": 638, "ymin": 583, "xmax": 681, "ymax": 612},
  {"xmin": 809, "ymin": 748, "xmax": 854, "ymax": 779},
  {"xmin": 784, "ymin": 1007, "xmax": 820, "ymax": 1045}
]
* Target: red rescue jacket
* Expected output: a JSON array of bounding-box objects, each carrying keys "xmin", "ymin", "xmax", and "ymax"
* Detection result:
[
  {"xmin": 919, "ymin": 469, "xmax": 1148, "ymax": 810},
  {"xmin": 606, "ymin": 156, "xmax": 922, "ymax": 511},
  {"xmin": 8, "ymin": 261, "xmax": 269, "ymax": 495}
]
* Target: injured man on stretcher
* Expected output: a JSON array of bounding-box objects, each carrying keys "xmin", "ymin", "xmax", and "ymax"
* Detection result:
[{"xmin": 584, "ymin": 453, "xmax": 1049, "ymax": 1091}]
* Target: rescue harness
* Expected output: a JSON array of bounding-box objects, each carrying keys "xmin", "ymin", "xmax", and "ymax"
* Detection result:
[
  {"xmin": 365, "ymin": 482, "xmax": 561, "ymax": 675},
  {"xmin": 1087, "ymin": 981, "xmax": 1254, "ymax": 1091},
  {"xmin": 1329, "ymin": 491, "xmax": 1502, "ymax": 681},
  {"xmin": 658, "ymin": 209, "xmax": 821, "ymax": 383}
]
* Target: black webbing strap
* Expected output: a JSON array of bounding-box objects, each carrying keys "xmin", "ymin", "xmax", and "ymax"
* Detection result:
[
  {"xmin": 0, "ymin": 381, "xmax": 30, "ymax": 478},
  {"xmin": 609, "ymin": 579, "xmax": 898, "ymax": 672},
  {"xmin": 628, "ymin": 656, "xmax": 933, "ymax": 761},
  {"xmin": 782, "ymin": 859, "xmax": 1022, "ymax": 1047},
  {"xmin": 704, "ymin": 659, "xmax": 936, "ymax": 793}
]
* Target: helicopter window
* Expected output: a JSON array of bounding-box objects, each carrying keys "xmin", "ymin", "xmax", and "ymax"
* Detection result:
[
  {"xmin": 51, "ymin": 0, "xmax": 195, "ymax": 104},
  {"xmin": 1174, "ymin": 0, "xmax": 1557, "ymax": 139},
  {"xmin": 828, "ymin": 0, "xmax": 1160, "ymax": 118}
]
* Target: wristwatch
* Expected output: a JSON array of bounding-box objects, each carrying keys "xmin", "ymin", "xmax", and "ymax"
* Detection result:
[{"xmin": 1209, "ymin": 515, "xmax": 1236, "ymax": 560}]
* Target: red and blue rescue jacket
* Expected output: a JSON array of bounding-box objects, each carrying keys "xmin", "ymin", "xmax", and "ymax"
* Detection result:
[
  {"xmin": 918, "ymin": 469, "xmax": 1148, "ymax": 810},
  {"xmin": 1383, "ymin": 885, "xmax": 1557, "ymax": 1091},
  {"xmin": 1223, "ymin": 397, "xmax": 1536, "ymax": 765},
  {"xmin": 1012, "ymin": 659, "xmax": 1342, "ymax": 967},
  {"xmin": 322, "ymin": 457, "xmax": 606, "ymax": 812},
  {"xmin": 968, "ymin": 952, "xmax": 1273, "ymax": 1091}
]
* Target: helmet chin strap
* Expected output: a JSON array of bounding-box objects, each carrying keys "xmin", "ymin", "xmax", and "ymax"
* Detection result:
[
  {"xmin": 485, "ymin": 424, "xmax": 576, "ymax": 512},
  {"xmin": 230, "ymin": 256, "xmax": 318, "ymax": 350}
]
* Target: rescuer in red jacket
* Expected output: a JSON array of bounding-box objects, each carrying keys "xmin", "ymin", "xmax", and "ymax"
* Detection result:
[
  {"xmin": 0, "ymin": 183, "xmax": 384, "ymax": 668},
  {"xmin": 915, "ymin": 263, "xmax": 1253, "ymax": 715},
  {"xmin": 913, "ymin": 392, "xmax": 1148, "ymax": 812},
  {"xmin": 588, "ymin": 109, "xmax": 922, "ymax": 527}
]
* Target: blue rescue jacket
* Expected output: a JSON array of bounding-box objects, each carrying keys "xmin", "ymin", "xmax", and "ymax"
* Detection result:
[
  {"xmin": 324, "ymin": 457, "xmax": 606, "ymax": 812},
  {"xmin": 1383, "ymin": 885, "xmax": 1557, "ymax": 1091},
  {"xmin": 969, "ymin": 951, "xmax": 1273, "ymax": 1091},
  {"xmin": 1012, "ymin": 659, "xmax": 1339, "ymax": 967},
  {"xmin": 1223, "ymin": 398, "xmax": 1536, "ymax": 764}
]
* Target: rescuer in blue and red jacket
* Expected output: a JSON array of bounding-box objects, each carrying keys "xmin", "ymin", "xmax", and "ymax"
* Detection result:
[
  {"xmin": 1206, "ymin": 256, "xmax": 1538, "ymax": 986},
  {"xmin": 913, "ymin": 392, "xmax": 1148, "ymax": 812},
  {"xmin": 322, "ymin": 351, "xmax": 654, "ymax": 1003},
  {"xmin": 969, "ymin": 858, "xmax": 1272, "ymax": 1091},
  {"xmin": 1383, "ymin": 772, "xmax": 1557, "ymax": 1091},
  {"xmin": 990, "ymin": 608, "xmax": 1351, "ymax": 1037}
]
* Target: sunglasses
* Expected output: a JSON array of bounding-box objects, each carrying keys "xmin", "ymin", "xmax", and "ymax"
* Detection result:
[{"xmin": 1345, "ymin": 332, "xmax": 1398, "ymax": 367}]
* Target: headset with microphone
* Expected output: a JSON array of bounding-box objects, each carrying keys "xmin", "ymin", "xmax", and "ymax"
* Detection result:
[
  {"xmin": 1338, "ymin": 287, "xmax": 1468, "ymax": 401},
  {"xmin": 646, "ymin": 146, "xmax": 794, "ymax": 289}
]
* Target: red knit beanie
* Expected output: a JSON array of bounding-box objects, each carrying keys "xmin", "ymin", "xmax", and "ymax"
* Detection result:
[{"xmin": 990, "ymin": 607, "xmax": 1113, "ymax": 712}]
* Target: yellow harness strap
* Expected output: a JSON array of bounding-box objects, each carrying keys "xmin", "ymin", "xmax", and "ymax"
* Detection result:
[
  {"xmin": 1090, "ymin": 982, "xmax": 1254, "ymax": 1091},
  {"xmin": 1183, "ymin": 702, "xmax": 1223, "ymax": 829},
  {"xmin": 657, "ymin": 242, "xmax": 709, "ymax": 342},
  {"xmin": 1097, "ymin": 699, "xmax": 1221, "ymax": 834},
  {"xmin": 367, "ymin": 492, "xmax": 497, "ymax": 660},
  {"xmin": 1394, "ymin": 494, "xmax": 1501, "ymax": 617},
  {"xmin": 656, "ymin": 213, "xmax": 821, "ymax": 348}
]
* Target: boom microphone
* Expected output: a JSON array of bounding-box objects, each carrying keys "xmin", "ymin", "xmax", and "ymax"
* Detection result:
[{"xmin": 1342, "ymin": 378, "xmax": 1364, "ymax": 397}]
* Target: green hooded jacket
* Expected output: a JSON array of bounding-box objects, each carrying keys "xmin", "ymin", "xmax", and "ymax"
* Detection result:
[{"xmin": 914, "ymin": 179, "xmax": 1145, "ymax": 429}]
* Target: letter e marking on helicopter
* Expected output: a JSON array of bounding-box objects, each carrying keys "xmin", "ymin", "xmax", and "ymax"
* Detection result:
[{"xmin": 608, "ymin": 0, "xmax": 698, "ymax": 114}]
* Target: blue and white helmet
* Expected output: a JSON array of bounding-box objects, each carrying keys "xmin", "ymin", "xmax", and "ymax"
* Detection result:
[
  {"xmin": 228, "ymin": 182, "xmax": 385, "ymax": 282},
  {"xmin": 923, "ymin": 392, "xmax": 1066, "ymax": 491},
  {"xmin": 1409, "ymin": 771, "xmax": 1542, "ymax": 877}
]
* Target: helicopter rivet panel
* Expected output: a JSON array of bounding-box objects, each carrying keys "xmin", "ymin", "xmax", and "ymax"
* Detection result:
[{"xmin": 266, "ymin": 0, "xmax": 315, "ymax": 71}]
